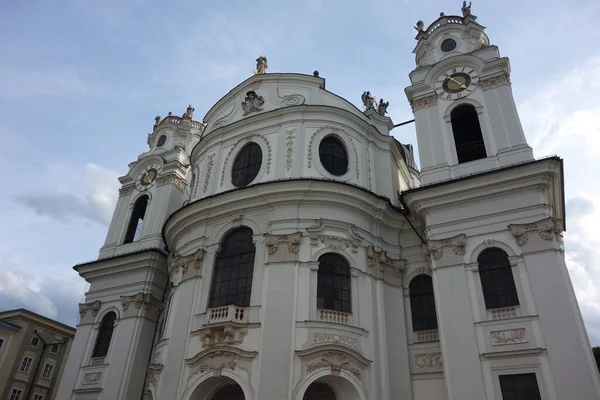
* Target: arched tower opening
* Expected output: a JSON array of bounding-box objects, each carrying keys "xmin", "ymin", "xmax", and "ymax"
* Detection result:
[{"xmin": 450, "ymin": 104, "xmax": 486, "ymax": 163}]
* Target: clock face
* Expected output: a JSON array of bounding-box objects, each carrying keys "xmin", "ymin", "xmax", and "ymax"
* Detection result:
[
  {"xmin": 135, "ymin": 163, "xmax": 161, "ymax": 191},
  {"xmin": 434, "ymin": 67, "xmax": 479, "ymax": 100}
]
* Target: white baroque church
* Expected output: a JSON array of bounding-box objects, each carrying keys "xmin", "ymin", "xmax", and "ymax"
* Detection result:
[{"xmin": 56, "ymin": 5, "xmax": 600, "ymax": 400}]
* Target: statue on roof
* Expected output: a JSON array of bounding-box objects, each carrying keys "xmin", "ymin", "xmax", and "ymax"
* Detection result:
[
  {"xmin": 255, "ymin": 55, "xmax": 268, "ymax": 75},
  {"xmin": 183, "ymin": 105, "xmax": 195, "ymax": 119},
  {"xmin": 461, "ymin": 1, "xmax": 472, "ymax": 17},
  {"xmin": 414, "ymin": 20, "xmax": 424, "ymax": 33},
  {"xmin": 361, "ymin": 91, "xmax": 376, "ymax": 110},
  {"xmin": 377, "ymin": 99, "xmax": 389, "ymax": 116}
]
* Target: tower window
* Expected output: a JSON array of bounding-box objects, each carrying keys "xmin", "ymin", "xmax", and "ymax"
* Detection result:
[
  {"xmin": 156, "ymin": 135, "xmax": 167, "ymax": 147},
  {"xmin": 478, "ymin": 248, "xmax": 519, "ymax": 310},
  {"xmin": 124, "ymin": 195, "xmax": 149, "ymax": 244},
  {"xmin": 231, "ymin": 142, "xmax": 262, "ymax": 188},
  {"xmin": 92, "ymin": 312, "xmax": 116, "ymax": 358},
  {"xmin": 319, "ymin": 136, "xmax": 348, "ymax": 176},
  {"xmin": 450, "ymin": 104, "xmax": 487, "ymax": 163},
  {"xmin": 209, "ymin": 227, "xmax": 256, "ymax": 308},
  {"xmin": 409, "ymin": 275, "xmax": 438, "ymax": 331},
  {"xmin": 317, "ymin": 253, "xmax": 351, "ymax": 313}
]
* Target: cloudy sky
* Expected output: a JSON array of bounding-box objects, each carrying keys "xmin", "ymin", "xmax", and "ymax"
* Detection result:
[{"xmin": 1, "ymin": 0, "xmax": 599, "ymax": 344}]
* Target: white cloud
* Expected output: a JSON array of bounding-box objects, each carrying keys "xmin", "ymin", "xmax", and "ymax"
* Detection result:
[
  {"xmin": 519, "ymin": 54, "xmax": 600, "ymax": 345},
  {"xmin": 0, "ymin": 66, "xmax": 93, "ymax": 99}
]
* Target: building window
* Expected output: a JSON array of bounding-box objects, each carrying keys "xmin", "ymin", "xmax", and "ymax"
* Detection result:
[
  {"xmin": 156, "ymin": 134, "xmax": 167, "ymax": 147},
  {"xmin": 50, "ymin": 344, "xmax": 60, "ymax": 354},
  {"xmin": 10, "ymin": 389, "xmax": 22, "ymax": 400},
  {"xmin": 450, "ymin": 104, "xmax": 486, "ymax": 163},
  {"xmin": 317, "ymin": 253, "xmax": 351, "ymax": 313},
  {"xmin": 41, "ymin": 363, "xmax": 54, "ymax": 379},
  {"xmin": 231, "ymin": 143, "xmax": 262, "ymax": 188},
  {"xmin": 124, "ymin": 195, "xmax": 149, "ymax": 244},
  {"xmin": 30, "ymin": 337, "xmax": 39, "ymax": 347},
  {"xmin": 478, "ymin": 248, "xmax": 519, "ymax": 310},
  {"xmin": 19, "ymin": 356, "xmax": 33, "ymax": 373},
  {"xmin": 208, "ymin": 227, "xmax": 256, "ymax": 308},
  {"xmin": 0, "ymin": 338, "xmax": 4, "ymax": 351},
  {"xmin": 33, "ymin": 395, "xmax": 43, "ymax": 400},
  {"xmin": 409, "ymin": 275, "xmax": 438, "ymax": 331},
  {"xmin": 92, "ymin": 312, "xmax": 117, "ymax": 358},
  {"xmin": 499, "ymin": 373, "xmax": 542, "ymax": 400},
  {"xmin": 319, "ymin": 136, "xmax": 348, "ymax": 176}
]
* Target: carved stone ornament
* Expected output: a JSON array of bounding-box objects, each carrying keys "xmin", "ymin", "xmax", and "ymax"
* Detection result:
[
  {"xmin": 145, "ymin": 363, "xmax": 164, "ymax": 389},
  {"xmin": 508, "ymin": 217, "xmax": 563, "ymax": 247},
  {"xmin": 241, "ymin": 91, "xmax": 264, "ymax": 115},
  {"xmin": 119, "ymin": 185, "xmax": 134, "ymax": 197},
  {"xmin": 490, "ymin": 328, "xmax": 527, "ymax": 346},
  {"xmin": 265, "ymin": 232, "xmax": 302, "ymax": 262},
  {"xmin": 366, "ymin": 246, "xmax": 405, "ymax": 284},
  {"xmin": 169, "ymin": 248, "xmax": 206, "ymax": 284},
  {"xmin": 121, "ymin": 292, "xmax": 164, "ymax": 312},
  {"xmin": 414, "ymin": 352, "xmax": 443, "ymax": 368},
  {"xmin": 425, "ymin": 233, "xmax": 467, "ymax": 263},
  {"xmin": 79, "ymin": 300, "xmax": 102, "ymax": 318},
  {"xmin": 83, "ymin": 372, "xmax": 102, "ymax": 385},
  {"xmin": 199, "ymin": 325, "xmax": 248, "ymax": 348},
  {"xmin": 306, "ymin": 351, "xmax": 363, "ymax": 379},
  {"xmin": 312, "ymin": 235, "xmax": 359, "ymax": 254},
  {"xmin": 203, "ymin": 154, "xmax": 215, "ymax": 193},
  {"xmin": 186, "ymin": 347, "xmax": 257, "ymax": 378},
  {"xmin": 313, "ymin": 333, "xmax": 358, "ymax": 349},
  {"xmin": 156, "ymin": 174, "xmax": 186, "ymax": 192},
  {"xmin": 479, "ymin": 74, "xmax": 511, "ymax": 90},
  {"xmin": 411, "ymin": 94, "xmax": 437, "ymax": 111},
  {"xmin": 285, "ymin": 128, "xmax": 296, "ymax": 172}
]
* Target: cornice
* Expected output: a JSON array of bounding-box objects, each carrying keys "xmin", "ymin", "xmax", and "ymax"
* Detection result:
[{"xmin": 74, "ymin": 248, "xmax": 168, "ymax": 281}]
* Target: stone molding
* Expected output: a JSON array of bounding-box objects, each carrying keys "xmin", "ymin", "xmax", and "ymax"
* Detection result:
[
  {"xmin": 285, "ymin": 128, "xmax": 296, "ymax": 172},
  {"xmin": 169, "ymin": 248, "xmax": 206, "ymax": 286},
  {"xmin": 156, "ymin": 174, "xmax": 186, "ymax": 192},
  {"xmin": 186, "ymin": 347, "xmax": 257, "ymax": 378},
  {"xmin": 198, "ymin": 325, "xmax": 249, "ymax": 348},
  {"xmin": 297, "ymin": 344, "xmax": 371, "ymax": 380},
  {"xmin": 414, "ymin": 352, "xmax": 443, "ymax": 368},
  {"xmin": 306, "ymin": 351, "xmax": 363, "ymax": 379},
  {"xmin": 145, "ymin": 363, "xmax": 164, "ymax": 390},
  {"xmin": 508, "ymin": 217, "xmax": 563, "ymax": 249},
  {"xmin": 490, "ymin": 328, "xmax": 527, "ymax": 346},
  {"xmin": 79, "ymin": 300, "xmax": 102, "ymax": 318},
  {"xmin": 310, "ymin": 234, "xmax": 359, "ymax": 254},
  {"xmin": 312, "ymin": 333, "xmax": 358, "ymax": 349},
  {"xmin": 119, "ymin": 185, "xmax": 134, "ymax": 197},
  {"xmin": 479, "ymin": 73, "xmax": 511, "ymax": 90},
  {"xmin": 203, "ymin": 154, "xmax": 215, "ymax": 193},
  {"xmin": 265, "ymin": 233, "xmax": 301, "ymax": 262},
  {"xmin": 120, "ymin": 292, "xmax": 164, "ymax": 316},
  {"xmin": 365, "ymin": 247, "xmax": 405, "ymax": 286},
  {"xmin": 83, "ymin": 372, "xmax": 102, "ymax": 385},
  {"xmin": 411, "ymin": 94, "xmax": 437, "ymax": 111},
  {"xmin": 424, "ymin": 233, "xmax": 467, "ymax": 267}
]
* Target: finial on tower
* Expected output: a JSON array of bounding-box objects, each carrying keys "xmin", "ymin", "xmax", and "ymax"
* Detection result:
[
  {"xmin": 254, "ymin": 55, "xmax": 268, "ymax": 75},
  {"xmin": 183, "ymin": 105, "xmax": 195, "ymax": 119}
]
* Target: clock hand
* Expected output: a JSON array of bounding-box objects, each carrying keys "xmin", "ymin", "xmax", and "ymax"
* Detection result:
[{"xmin": 447, "ymin": 76, "xmax": 467, "ymax": 89}]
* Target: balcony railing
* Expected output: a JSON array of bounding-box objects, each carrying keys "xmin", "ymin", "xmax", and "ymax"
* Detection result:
[
  {"xmin": 318, "ymin": 309, "xmax": 351, "ymax": 325},
  {"xmin": 414, "ymin": 329, "xmax": 439, "ymax": 343},
  {"xmin": 206, "ymin": 305, "xmax": 249, "ymax": 324},
  {"xmin": 489, "ymin": 306, "xmax": 518, "ymax": 321},
  {"xmin": 88, "ymin": 357, "xmax": 106, "ymax": 366}
]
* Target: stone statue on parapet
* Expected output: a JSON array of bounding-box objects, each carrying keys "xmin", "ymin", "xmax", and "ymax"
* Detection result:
[
  {"xmin": 414, "ymin": 20, "xmax": 424, "ymax": 33},
  {"xmin": 377, "ymin": 99, "xmax": 389, "ymax": 116},
  {"xmin": 183, "ymin": 105, "xmax": 194, "ymax": 119},
  {"xmin": 462, "ymin": 1, "xmax": 472, "ymax": 17},
  {"xmin": 255, "ymin": 55, "xmax": 268, "ymax": 75},
  {"xmin": 361, "ymin": 91, "xmax": 376, "ymax": 110}
]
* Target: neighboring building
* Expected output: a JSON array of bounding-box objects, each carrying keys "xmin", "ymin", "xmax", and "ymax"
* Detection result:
[
  {"xmin": 56, "ymin": 4, "xmax": 600, "ymax": 400},
  {"xmin": 0, "ymin": 309, "xmax": 76, "ymax": 400}
]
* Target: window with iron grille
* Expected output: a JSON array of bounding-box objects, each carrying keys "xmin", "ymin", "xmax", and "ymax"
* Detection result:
[
  {"xmin": 208, "ymin": 227, "xmax": 256, "ymax": 308},
  {"xmin": 478, "ymin": 248, "xmax": 519, "ymax": 310},
  {"xmin": 409, "ymin": 275, "xmax": 438, "ymax": 331},
  {"xmin": 317, "ymin": 253, "xmax": 351, "ymax": 313}
]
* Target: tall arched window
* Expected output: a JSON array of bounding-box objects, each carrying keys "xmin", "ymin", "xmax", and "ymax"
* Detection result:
[
  {"xmin": 317, "ymin": 253, "xmax": 351, "ymax": 313},
  {"xmin": 450, "ymin": 104, "xmax": 487, "ymax": 163},
  {"xmin": 409, "ymin": 275, "xmax": 438, "ymax": 331},
  {"xmin": 92, "ymin": 312, "xmax": 116, "ymax": 358},
  {"xmin": 478, "ymin": 248, "xmax": 519, "ymax": 310},
  {"xmin": 209, "ymin": 227, "xmax": 256, "ymax": 308},
  {"xmin": 124, "ymin": 195, "xmax": 149, "ymax": 244}
]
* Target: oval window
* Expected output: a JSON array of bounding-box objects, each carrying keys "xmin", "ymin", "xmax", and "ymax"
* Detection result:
[
  {"xmin": 319, "ymin": 136, "xmax": 348, "ymax": 176},
  {"xmin": 231, "ymin": 143, "xmax": 263, "ymax": 187},
  {"xmin": 157, "ymin": 135, "xmax": 167, "ymax": 147}
]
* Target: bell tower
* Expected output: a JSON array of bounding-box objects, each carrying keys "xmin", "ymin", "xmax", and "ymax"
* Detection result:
[{"xmin": 405, "ymin": 4, "xmax": 533, "ymax": 185}]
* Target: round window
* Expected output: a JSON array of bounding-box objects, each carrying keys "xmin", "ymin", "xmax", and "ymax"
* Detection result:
[
  {"xmin": 319, "ymin": 136, "xmax": 348, "ymax": 176},
  {"xmin": 231, "ymin": 143, "xmax": 263, "ymax": 187},
  {"xmin": 157, "ymin": 135, "xmax": 167, "ymax": 147},
  {"xmin": 441, "ymin": 38, "xmax": 457, "ymax": 52}
]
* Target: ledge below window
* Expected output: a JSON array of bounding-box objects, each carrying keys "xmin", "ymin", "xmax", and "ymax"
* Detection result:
[
  {"xmin": 413, "ymin": 329, "xmax": 439, "ymax": 343},
  {"xmin": 206, "ymin": 305, "xmax": 249, "ymax": 325},
  {"xmin": 487, "ymin": 306, "xmax": 521, "ymax": 321},
  {"xmin": 318, "ymin": 309, "xmax": 352, "ymax": 325}
]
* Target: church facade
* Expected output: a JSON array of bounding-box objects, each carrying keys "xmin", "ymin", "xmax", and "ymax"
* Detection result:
[{"xmin": 56, "ymin": 5, "xmax": 600, "ymax": 400}]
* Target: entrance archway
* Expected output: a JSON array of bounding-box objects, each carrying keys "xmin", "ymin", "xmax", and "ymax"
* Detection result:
[
  {"xmin": 190, "ymin": 376, "xmax": 245, "ymax": 400},
  {"xmin": 301, "ymin": 375, "xmax": 362, "ymax": 400},
  {"xmin": 303, "ymin": 381, "xmax": 336, "ymax": 399},
  {"xmin": 212, "ymin": 383, "xmax": 244, "ymax": 400}
]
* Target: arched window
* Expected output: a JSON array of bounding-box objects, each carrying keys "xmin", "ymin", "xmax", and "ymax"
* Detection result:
[
  {"xmin": 317, "ymin": 253, "xmax": 351, "ymax": 313},
  {"xmin": 209, "ymin": 227, "xmax": 256, "ymax": 308},
  {"xmin": 478, "ymin": 248, "xmax": 519, "ymax": 309},
  {"xmin": 450, "ymin": 104, "xmax": 487, "ymax": 163},
  {"xmin": 124, "ymin": 195, "xmax": 149, "ymax": 244},
  {"xmin": 92, "ymin": 312, "xmax": 116, "ymax": 358},
  {"xmin": 409, "ymin": 275, "xmax": 438, "ymax": 331},
  {"xmin": 231, "ymin": 143, "xmax": 263, "ymax": 188},
  {"xmin": 319, "ymin": 136, "xmax": 348, "ymax": 176}
]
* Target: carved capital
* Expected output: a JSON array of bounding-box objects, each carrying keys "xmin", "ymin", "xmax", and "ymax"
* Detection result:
[
  {"xmin": 508, "ymin": 217, "xmax": 563, "ymax": 249},
  {"xmin": 121, "ymin": 292, "xmax": 164, "ymax": 315},
  {"xmin": 156, "ymin": 174, "xmax": 186, "ymax": 192},
  {"xmin": 265, "ymin": 232, "xmax": 302, "ymax": 262},
  {"xmin": 79, "ymin": 300, "xmax": 102, "ymax": 318},
  {"xmin": 411, "ymin": 94, "xmax": 438, "ymax": 111},
  {"xmin": 145, "ymin": 363, "xmax": 163, "ymax": 389},
  {"xmin": 479, "ymin": 73, "xmax": 511, "ymax": 90},
  {"xmin": 169, "ymin": 248, "xmax": 206, "ymax": 285},
  {"xmin": 365, "ymin": 247, "xmax": 405, "ymax": 285},
  {"xmin": 425, "ymin": 233, "xmax": 467, "ymax": 267},
  {"xmin": 198, "ymin": 325, "xmax": 248, "ymax": 348},
  {"xmin": 119, "ymin": 185, "xmax": 134, "ymax": 197}
]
